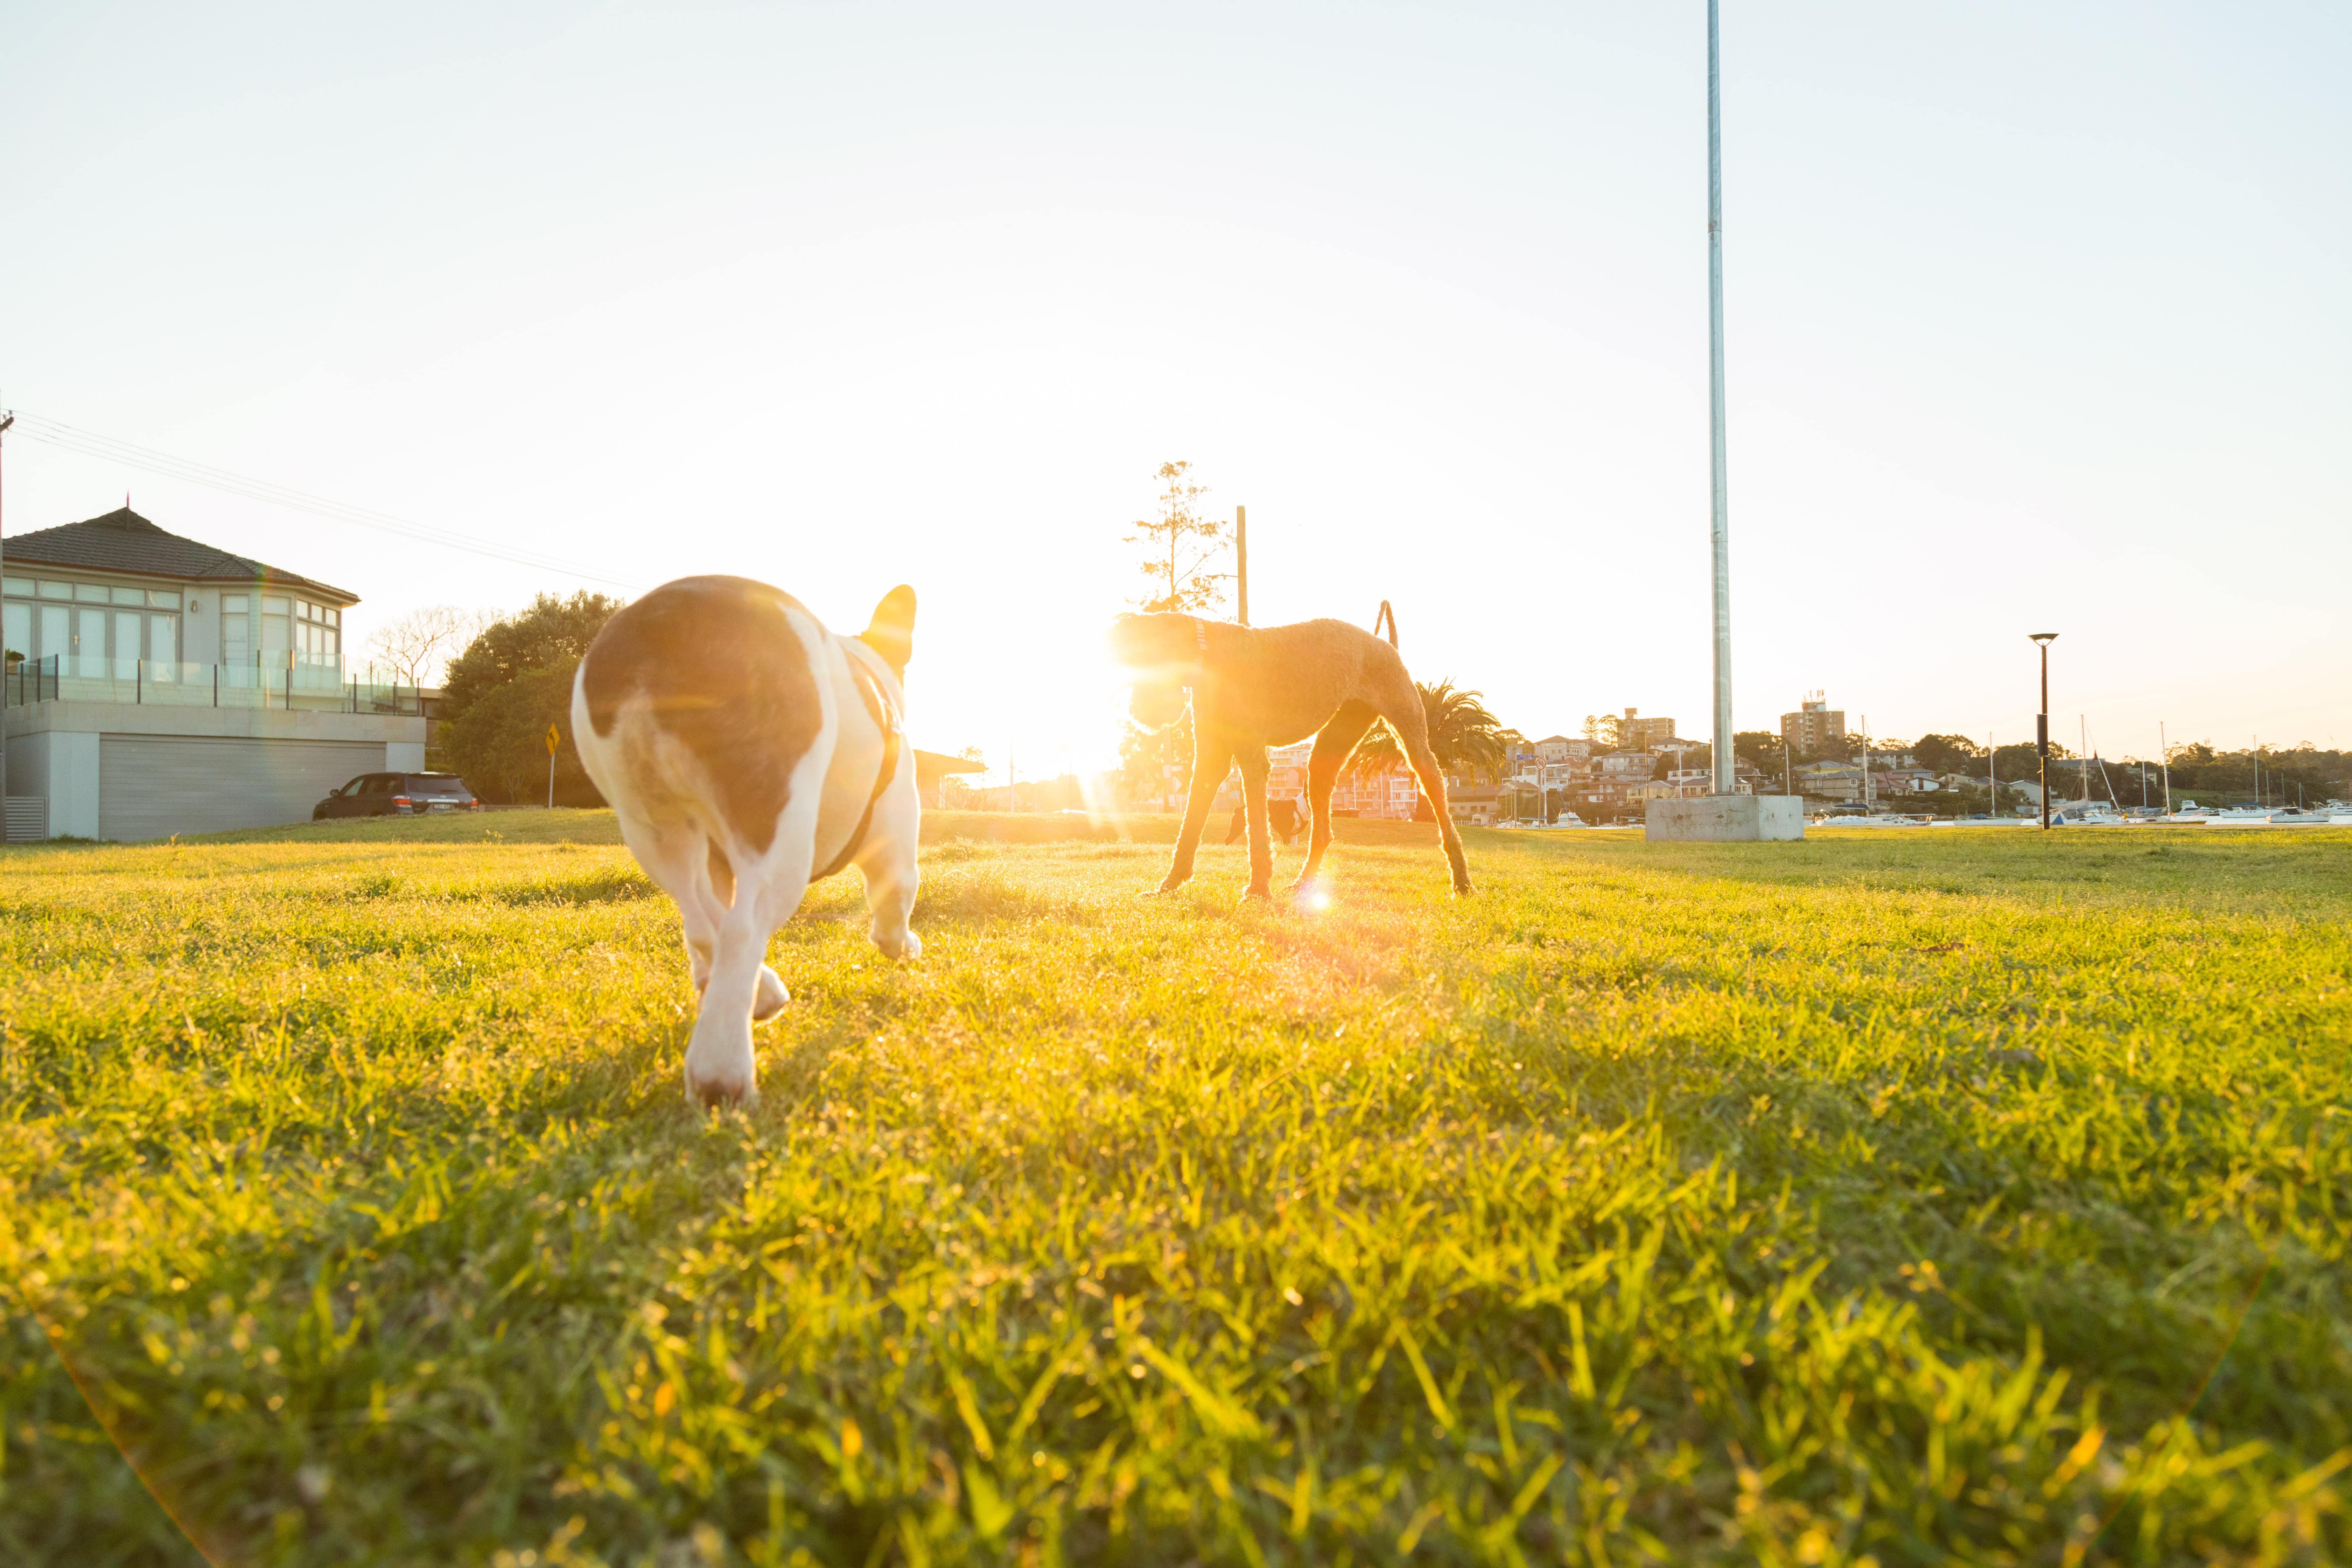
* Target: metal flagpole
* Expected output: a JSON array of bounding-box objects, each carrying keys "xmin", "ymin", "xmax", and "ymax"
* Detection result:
[{"xmin": 1707, "ymin": 0, "xmax": 1735, "ymax": 796}]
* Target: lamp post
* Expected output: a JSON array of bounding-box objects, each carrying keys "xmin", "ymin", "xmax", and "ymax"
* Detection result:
[{"xmin": 2030, "ymin": 633, "xmax": 2057, "ymax": 831}]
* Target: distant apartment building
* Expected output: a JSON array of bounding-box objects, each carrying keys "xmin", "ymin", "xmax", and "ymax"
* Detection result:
[
  {"xmin": 1597, "ymin": 750, "xmax": 1656, "ymax": 778},
  {"xmin": 1446, "ymin": 788, "xmax": 1500, "ymax": 827},
  {"xmin": 1533, "ymin": 734, "xmax": 1591, "ymax": 764},
  {"xmin": 1781, "ymin": 692, "xmax": 1846, "ymax": 754},
  {"xmin": 1617, "ymin": 708, "xmax": 1676, "ymax": 749},
  {"xmin": 1330, "ymin": 761, "xmax": 1420, "ymax": 820},
  {"xmin": 1795, "ymin": 760, "xmax": 1863, "ymax": 802}
]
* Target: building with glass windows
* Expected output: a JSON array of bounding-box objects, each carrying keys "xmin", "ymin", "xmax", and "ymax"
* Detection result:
[{"xmin": 3, "ymin": 507, "xmax": 426, "ymax": 840}]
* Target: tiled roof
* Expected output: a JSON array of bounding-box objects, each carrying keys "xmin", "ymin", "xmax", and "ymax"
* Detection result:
[{"xmin": 2, "ymin": 508, "xmax": 356, "ymax": 601}]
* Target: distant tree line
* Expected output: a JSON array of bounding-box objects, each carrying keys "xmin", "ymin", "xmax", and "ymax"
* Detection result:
[{"xmin": 433, "ymin": 592, "xmax": 624, "ymax": 805}]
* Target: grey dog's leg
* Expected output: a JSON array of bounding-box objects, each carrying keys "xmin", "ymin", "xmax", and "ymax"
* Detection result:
[
  {"xmin": 1158, "ymin": 740, "xmax": 1230, "ymax": 892},
  {"xmin": 1402, "ymin": 733, "xmax": 1473, "ymax": 894},
  {"xmin": 1296, "ymin": 701, "xmax": 1378, "ymax": 889},
  {"xmin": 1236, "ymin": 746, "xmax": 1273, "ymax": 898},
  {"xmin": 1366, "ymin": 682, "xmax": 1471, "ymax": 894}
]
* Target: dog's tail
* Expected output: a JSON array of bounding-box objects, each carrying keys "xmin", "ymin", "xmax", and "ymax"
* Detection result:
[{"xmin": 1371, "ymin": 600, "xmax": 1398, "ymax": 648}]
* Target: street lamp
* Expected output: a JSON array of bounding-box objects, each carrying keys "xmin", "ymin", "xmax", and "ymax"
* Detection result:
[{"xmin": 2029, "ymin": 633, "xmax": 2057, "ymax": 831}]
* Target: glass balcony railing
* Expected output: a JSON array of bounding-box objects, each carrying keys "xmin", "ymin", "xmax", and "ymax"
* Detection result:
[{"xmin": 3, "ymin": 655, "xmax": 424, "ymax": 715}]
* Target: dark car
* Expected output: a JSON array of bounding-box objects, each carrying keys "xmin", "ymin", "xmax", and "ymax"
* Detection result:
[{"xmin": 314, "ymin": 771, "xmax": 485, "ymax": 820}]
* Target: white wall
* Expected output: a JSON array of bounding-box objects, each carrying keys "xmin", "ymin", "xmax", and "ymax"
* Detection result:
[
  {"xmin": 12, "ymin": 729, "xmax": 101, "ymax": 837},
  {"xmin": 386, "ymin": 741, "xmax": 425, "ymax": 771},
  {"xmin": 181, "ymin": 591, "xmax": 222, "ymax": 664}
]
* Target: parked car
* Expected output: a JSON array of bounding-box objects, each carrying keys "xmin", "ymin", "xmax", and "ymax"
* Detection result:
[{"xmin": 314, "ymin": 771, "xmax": 484, "ymax": 819}]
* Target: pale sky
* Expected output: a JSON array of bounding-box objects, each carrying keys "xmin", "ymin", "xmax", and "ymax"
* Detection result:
[{"xmin": 4, "ymin": 2, "xmax": 2345, "ymax": 780}]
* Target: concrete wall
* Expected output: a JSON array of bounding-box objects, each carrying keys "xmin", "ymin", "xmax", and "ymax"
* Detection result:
[
  {"xmin": 4, "ymin": 699, "xmax": 425, "ymax": 840},
  {"xmin": 9, "ymin": 729, "xmax": 102, "ymax": 837}
]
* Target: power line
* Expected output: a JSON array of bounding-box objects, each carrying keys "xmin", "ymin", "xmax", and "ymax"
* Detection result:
[{"xmin": 4, "ymin": 409, "xmax": 644, "ymax": 592}]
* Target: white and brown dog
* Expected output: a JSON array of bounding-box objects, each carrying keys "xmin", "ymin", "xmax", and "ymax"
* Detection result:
[{"xmin": 572, "ymin": 576, "xmax": 920, "ymax": 1107}]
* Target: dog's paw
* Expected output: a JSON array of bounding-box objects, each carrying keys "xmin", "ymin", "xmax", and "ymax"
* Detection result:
[{"xmin": 1238, "ymin": 885, "xmax": 1273, "ymax": 904}]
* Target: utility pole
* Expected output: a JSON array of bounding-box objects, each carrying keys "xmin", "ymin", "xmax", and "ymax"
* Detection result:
[
  {"xmin": 1861, "ymin": 717, "xmax": 1872, "ymax": 812},
  {"xmin": 1705, "ymin": 0, "xmax": 1735, "ymax": 797},
  {"xmin": 2030, "ymin": 634, "xmax": 2056, "ymax": 831},
  {"xmin": 1234, "ymin": 506, "xmax": 1248, "ymax": 627},
  {"xmin": 2160, "ymin": 721, "xmax": 2171, "ymax": 814}
]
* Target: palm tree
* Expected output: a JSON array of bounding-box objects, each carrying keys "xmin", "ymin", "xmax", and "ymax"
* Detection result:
[{"xmin": 1347, "ymin": 680, "xmax": 1511, "ymax": 783}]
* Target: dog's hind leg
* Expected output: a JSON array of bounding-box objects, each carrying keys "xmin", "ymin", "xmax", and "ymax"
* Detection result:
[
  {"xmin": 1294, "ymin": 700, "xmax": 1378, "ymax": 892},
  {"xmin": 1367, "ymin": 681, "xmax": 1472, "ymax": 894},
  {"xmin": 620, "ymin": 816, "xmax": 788, "ymax": 1019},
  {"xmin": 1395, "ymin": 725, "xmax": 1473, "ymax": 895},
  {"xmin": 1155, "ymin": 736, "xmax": 1232, "ymax": 894},
  {"xmin": 686, "ymin": 834, "xmax": 815, "ymax": 1108},
  {"xmin": 1235, "ymin": 744, "xmax": 1273, "ymax": 900}
]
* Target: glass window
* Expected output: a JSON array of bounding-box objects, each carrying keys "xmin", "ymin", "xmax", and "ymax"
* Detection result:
[
  {"xmin": 2, "ymin": 577, "xmax": 29, "ymax": 595},
  {"xmin": 39, "ymin": 581, "xmax": 73, "ymax": 600},
  {"xmin": 325, "ymin": 608, "xmax": 339, "ymax": 627},
  {"xmin": 225, "ymin": 595, "xmax": 248, "ymax": 612},
  {"xmin": 261, "ymin": 595, "xmax": 288, "ymax": 615},
  {"xmin": 76, "ymin": 607, "xmax": 106, "ymax": 670},
  {"xmin": 115, "ymin": 610, "xmax": 142, "ymax": 664},
  {"xmin": 223, "ymin": 611, "xmax": 250, "ymax": 663},
  {"xmin": 112, "ymin": 586, "xmax": 145, "ymax": 605},
  {"xmin": 3, "ymin": 602, "xmax": 27, "ymax": 664},
  {"xmin": 76, "ymin": 583, "xmax": 110, "ymax": 603},
  {"xmin": 262, "ymin": 610, "xmax": 290, "ymax": 653},
  {"xmin": 147, "ymin": 589, "xmax": 182, "ymax": 609},
  {"xmin": 40, "ymin": 606, "xmax": 67, "ymax": 661},
  {"xmin": 151, "ymin": 616, "xmax": 177, "ymax": 666}
]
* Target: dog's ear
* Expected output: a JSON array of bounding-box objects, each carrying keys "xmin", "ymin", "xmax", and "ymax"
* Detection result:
[{"xmin": 859, "ymin": 585, "xmax": 916, "ymax": 676}]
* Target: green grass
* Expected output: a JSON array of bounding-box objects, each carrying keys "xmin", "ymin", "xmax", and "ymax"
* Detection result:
[{"xmin": 4, "ymin": 812, "xmax": 2349, "ymax": 1566}]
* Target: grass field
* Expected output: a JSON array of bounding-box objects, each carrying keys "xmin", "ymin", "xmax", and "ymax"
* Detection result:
[{"xmin": 4, "ymin": 811, "xmax": 2349, "ymax": 1567}]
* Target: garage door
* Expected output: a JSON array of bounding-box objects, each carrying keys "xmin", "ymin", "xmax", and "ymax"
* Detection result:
[{"xmin": 99, "ymin": 736, "xmax": 385, "ymax": 841}]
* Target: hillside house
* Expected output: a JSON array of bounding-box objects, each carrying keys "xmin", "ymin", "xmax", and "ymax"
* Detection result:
[{"xmin": 3, "ymin": 508, "xmax": 425, "ymax": 840}]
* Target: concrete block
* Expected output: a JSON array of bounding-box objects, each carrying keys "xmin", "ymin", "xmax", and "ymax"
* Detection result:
[{"xmin": 1644, "ymin": 794, "xmax": 1805, "ymax": 842}]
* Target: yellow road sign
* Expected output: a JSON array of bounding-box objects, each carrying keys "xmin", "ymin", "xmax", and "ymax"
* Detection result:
[{"xmin": 545, "ymin": 723, "xmax": 560, "ymax": 755}]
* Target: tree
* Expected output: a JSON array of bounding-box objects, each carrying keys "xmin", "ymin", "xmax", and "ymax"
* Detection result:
[
  {"xmin": 1117, "ymin": 707, "xmax": 1194, "ymax": 807},
  {"xmin": 1734, "ymin": 729, "xmax": 1786, "ymax": 778},
  {"xmin": 437, "ymin": 590, "xmax": 625, "ymax": 803},
  {"xmin": 1594, "ymin": 712, "xmax": 1625, "ymax": 748},
  {"xmin": 1910, "ymin": 733, "xmax": 1984, "ymax": 775},
  {"xmin": 1351, "ymin": 681, "xmax": 1511, "ymax": 784},
  {"xmin": 365, "ymin": 604, "xmax": 495, "ymax": 689},
  {"xmin": 1124, "ymin": 461, "xmax": 1231, "ymax": 615},
  {"xmin": 1581, "ymin": 714, "xmax": 1602, "ymax": 743}
]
